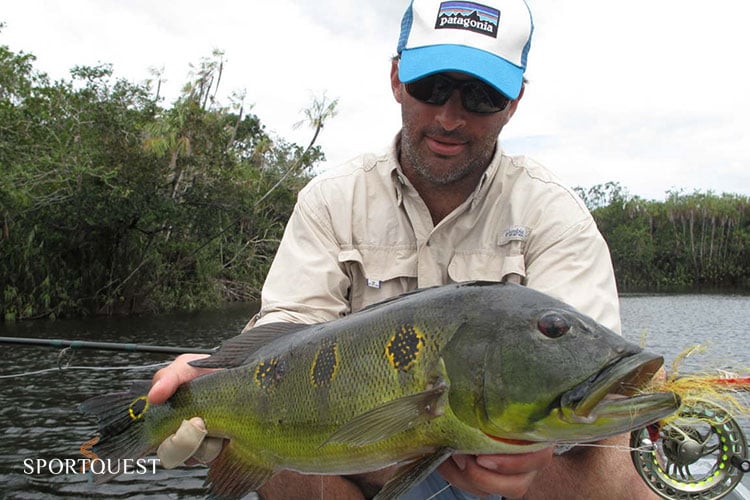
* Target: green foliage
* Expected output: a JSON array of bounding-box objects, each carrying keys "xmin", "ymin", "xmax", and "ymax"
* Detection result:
[
  {"xmin": 0, "ymin": 42, "xmax": 333, "ymax": 320},
  {"xmin": 577, "ymin": 183, "xmax": 750, "ymax": 292}
]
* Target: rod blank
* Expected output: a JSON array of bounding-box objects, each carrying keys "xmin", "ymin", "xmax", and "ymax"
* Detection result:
[{"xmin": 0, "ymin": 336, "xmax": 215, "ymax": 354}]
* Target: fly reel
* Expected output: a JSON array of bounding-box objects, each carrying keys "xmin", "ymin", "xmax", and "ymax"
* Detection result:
[{"xmin": 631, "ymin": 401, "xmax": 750, "ymax": 499}]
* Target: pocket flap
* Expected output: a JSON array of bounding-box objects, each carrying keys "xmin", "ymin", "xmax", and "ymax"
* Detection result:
[
  {"xmin": 339, "ymin": 247, "xmax": 417, "ymax": 282},
  {"xmin": 448, "ymin": 252, "xmax": 526, "ymax": 282}
]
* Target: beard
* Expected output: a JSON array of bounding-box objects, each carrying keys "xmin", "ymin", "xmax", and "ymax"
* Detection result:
[{"xmin": 399, "ymin": 126, "xmax": 496, "ymax": 186}]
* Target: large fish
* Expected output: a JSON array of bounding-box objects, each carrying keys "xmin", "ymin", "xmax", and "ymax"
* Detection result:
[{"xmin": 80, "ymin": 281, "xmax": 679, "ymax": 499}]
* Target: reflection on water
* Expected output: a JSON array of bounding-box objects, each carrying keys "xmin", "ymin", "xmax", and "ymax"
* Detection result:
[{"xmin": 1, "ymin": 295, "xmax": 748, "ymax": 499}]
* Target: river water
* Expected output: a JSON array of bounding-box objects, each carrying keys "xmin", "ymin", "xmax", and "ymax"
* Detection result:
[{"xmin": 1, "ymin": 294, "xmax": 748, "ymax": 499}]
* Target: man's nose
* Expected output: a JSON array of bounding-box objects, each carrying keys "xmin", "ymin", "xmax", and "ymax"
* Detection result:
[{"xmin": 434, "ymin": 91, "xmax": 467, "ymax": 131}]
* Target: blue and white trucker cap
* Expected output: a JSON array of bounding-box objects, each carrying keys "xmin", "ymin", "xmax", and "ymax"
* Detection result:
[{"xmin": 397, "ymin": 0, "xmax": 534, "ymax": 100}]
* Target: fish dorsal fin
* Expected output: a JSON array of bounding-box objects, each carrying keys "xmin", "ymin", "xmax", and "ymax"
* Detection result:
[
  {"xmin": 322, "ymin": 381, "xmax": 448, "ymax": 448},
  {"xmin": 189, "ymin": 322, "xmax": 310, "ymax": 369},
  {"xmin": 356, "ymin": 285, "xmax": 442, "ymax": 313},
  {"xmin": 374, "ymin": 447, "xmax": 454, "ymax": 500},
  {"xmin": 357, "ymin": 281, "xmax": 503, "ymax": 314}
]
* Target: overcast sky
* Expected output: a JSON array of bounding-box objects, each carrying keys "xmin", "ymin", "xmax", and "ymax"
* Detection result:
[{"xmin": 3, "ymin": 0, "xmax": 749, "ymax": 200}]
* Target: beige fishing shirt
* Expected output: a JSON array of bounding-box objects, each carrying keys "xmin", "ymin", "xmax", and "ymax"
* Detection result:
[{"xmin": 246, "ymin": 135, "xmax": 621, "ymax": 334}]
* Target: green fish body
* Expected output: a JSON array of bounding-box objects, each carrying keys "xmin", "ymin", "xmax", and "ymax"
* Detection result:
[{"xmin": 81, "ymin": 281, "xmax": 679, "ymax": 499}]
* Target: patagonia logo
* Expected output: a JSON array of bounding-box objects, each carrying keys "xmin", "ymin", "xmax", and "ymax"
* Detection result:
[{"xmin": 434, "ymin": 1, "xmax": 500, "ymax": 38}]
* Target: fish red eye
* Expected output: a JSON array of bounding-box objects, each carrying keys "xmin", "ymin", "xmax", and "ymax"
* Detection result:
[{"xmin": 538, "ymin": 313, "xmax": 570, "ymax": 338}]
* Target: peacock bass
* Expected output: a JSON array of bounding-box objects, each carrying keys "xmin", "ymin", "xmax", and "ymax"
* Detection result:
[{"xmin": 80, "ymin": 281, "xmax": 679, "ymax": 499}]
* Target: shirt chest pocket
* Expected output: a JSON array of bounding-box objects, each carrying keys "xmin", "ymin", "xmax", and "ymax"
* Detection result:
[
  {"xmin": 338, "ymin": 248, "xmax": 418, "ymax": 313},
  {"xmin": 447, "ymin": 246, "xmax": 527, "ymax": 284}
]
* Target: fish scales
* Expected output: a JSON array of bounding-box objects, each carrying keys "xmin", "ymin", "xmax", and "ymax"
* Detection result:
[
  {"xmin": 81, "ymin": 281, "xmax": 680, "ymax": 499},
  {"xmin": 149, "ymin": 288, "xmax": 470, "ymax": 471}
]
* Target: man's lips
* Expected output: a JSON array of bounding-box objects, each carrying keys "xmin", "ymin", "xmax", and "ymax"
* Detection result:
[{"xmin": 426, "ymin": 136, "xmax": 467, "ymax": 156}]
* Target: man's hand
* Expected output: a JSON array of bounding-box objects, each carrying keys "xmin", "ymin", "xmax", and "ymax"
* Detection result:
[
  {"xmin": 148, "ymin": 353, "xmax": 213, "ymax": 405},
  {"xmin": 438, "ymin": 449, "xmax": 555, "ymax": 499},
  {"xmin": 148, "ymin": 353, "xmax": 224, "ymax": 467}
]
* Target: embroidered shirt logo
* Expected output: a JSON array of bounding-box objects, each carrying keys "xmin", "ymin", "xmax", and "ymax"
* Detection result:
[
  {"xmin": 499, "ymin": 226, "xmax": 530, "ymax": 245},
  {"xmin": 434, "ymin": 1, "xmax": 500, "ymax": 38}
]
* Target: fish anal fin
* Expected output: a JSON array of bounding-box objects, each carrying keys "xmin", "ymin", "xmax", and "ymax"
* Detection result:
[
  {"xmin": 374, "ymin": 447, "xmax": 454, "ymax": 500},
  {"xmin": 323, "ymin": 382, "xmax": 447, "ymax": 448},
  {"xmin": 190, "ymin": 322, "xmax": 310, "ymax": 369},
  {"xmin": 205, "ymin": 441, "xmax": 273, "ymax": 500}
]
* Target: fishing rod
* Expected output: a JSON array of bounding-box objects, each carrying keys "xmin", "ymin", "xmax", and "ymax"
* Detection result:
[
  {"xmin": 0, "ymin": 336, "xmax": 215, "ymax": 355},
  {"xmin": 712, "ymin": 375, "xmax": 750, "ymax": 391}
]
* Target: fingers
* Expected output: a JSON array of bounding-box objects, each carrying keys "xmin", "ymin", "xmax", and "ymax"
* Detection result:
[
  {"xmin": 438, "ymin": 448, "xmax": 555, "ymax": 499},
  {"xmin": 150, "ymin": 356, "xmax": 225, "ymax": 468},
  {"xmin": 157, "ymin": 417, "xmax": 209, "ymax": 469},
  {"xmin": 148, "ymin": 353, "xmax": 213, "ymax": 405}
]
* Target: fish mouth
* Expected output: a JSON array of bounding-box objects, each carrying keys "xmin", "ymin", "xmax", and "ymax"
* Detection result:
[{"xmin": 558, "ymin": 351, "xmax": 680, "ymax": 432}]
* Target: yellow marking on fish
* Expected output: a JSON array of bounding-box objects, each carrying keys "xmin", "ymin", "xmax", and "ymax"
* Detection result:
[
  {"xmin": 311, "ymin": 340, "xmax": 339, "ymax": 388},
  {"xmin": 386, "ymin": 325, "xmax": 426, "ymax": 372},
  {"xmin": 254, "ymin": 357, "xmax": 284, "ymax": 391},
  {"xmin": 128, "ymin": 396, "xmax": 149, "ymax": 420}
]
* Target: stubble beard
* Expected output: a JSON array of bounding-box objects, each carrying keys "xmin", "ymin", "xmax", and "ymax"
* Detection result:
[{"xmin": 400, "ymin": 128, "xmax": 496, "ymax": 186}]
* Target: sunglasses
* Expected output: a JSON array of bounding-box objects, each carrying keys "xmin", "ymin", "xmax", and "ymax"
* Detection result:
[{"xmin": 404, "ymin": 74, "xmax": 511, "ymax": 114}]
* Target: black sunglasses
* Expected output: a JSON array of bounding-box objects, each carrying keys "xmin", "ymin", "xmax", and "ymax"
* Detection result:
[{"xmin": 404, "ymin": 74, "xmax": 511, "ymax": 114}]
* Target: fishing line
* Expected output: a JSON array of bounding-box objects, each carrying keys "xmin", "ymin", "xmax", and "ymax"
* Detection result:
[
  {"xmin": 0, "ymin": 336, "xmax": 213, "ymax": 378},
  {"xmin": 424, "ymin": 483, "xmax": 452, "ymax": 500},
  {"xmin": 565, "ymin": 441, "xmax": 649, "ymax": 453},
  {"xmin": 0, "ymin": 362, "xmax": 169, "ymax": 379}
]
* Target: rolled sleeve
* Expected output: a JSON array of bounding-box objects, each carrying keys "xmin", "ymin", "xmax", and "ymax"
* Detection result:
[
  {"xmin": 525, "ymin": 218, "xmax": 621, "ymax": 334},
  {"xmin": 245, "ymin": 192, "xmax": 349, "ymax": 330}
]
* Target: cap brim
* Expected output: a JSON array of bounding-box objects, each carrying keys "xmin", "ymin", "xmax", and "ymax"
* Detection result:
[{"xmin": 398, "ymin": 44, "xmax": 524, "ymax": 100}]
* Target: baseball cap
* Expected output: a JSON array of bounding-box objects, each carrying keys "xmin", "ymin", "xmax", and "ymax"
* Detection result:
[{"xmin": 396, "ymin": 0, "xmax": 534, "ymax": 100}]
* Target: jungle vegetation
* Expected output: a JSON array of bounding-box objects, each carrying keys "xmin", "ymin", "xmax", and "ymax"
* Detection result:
[
  {"xmin": 1, "ymin": 35, "xmax": 748, "ymax": 321},
  {"xmin": 1, "ymin": 36, "xmax": 337, "ymax": 320},
  {"xmin": 575, "ymin": 182, "xmax": 750, "ymax": 292}
]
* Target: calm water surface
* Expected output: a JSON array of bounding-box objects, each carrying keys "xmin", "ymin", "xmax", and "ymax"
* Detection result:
[{"xmin": 1, "ymin": 295, "xmax": 748, "ymax": 499}]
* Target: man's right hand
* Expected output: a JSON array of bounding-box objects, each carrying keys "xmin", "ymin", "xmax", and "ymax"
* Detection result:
[{"xmin": 148, "ymin": 353, "xmax": 224, "ymax": 467}]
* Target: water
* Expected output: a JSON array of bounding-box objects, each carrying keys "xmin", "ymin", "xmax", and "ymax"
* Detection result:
[
  {"xmin": 619, "ymin": 294, "xmax": 750, "ymax": 372},
  {"xmin": 0, "ymin": 295, "xmax": 748, "ymax": 499},
  {"xmin": 0, "ymin": 304, "xmax": 258, "ymax": 499}
]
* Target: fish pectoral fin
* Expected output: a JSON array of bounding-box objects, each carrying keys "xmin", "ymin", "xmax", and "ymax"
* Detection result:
[
  {"xmin": 205, "ymin": 441, "xmax": 273, "ymax": 499},
  {"xmin": 190, "ymin": 322, "xmax": 310, "ymax": 369},
  {"xmin": 374, "ymin": 447, "xmax": 454, "ymax": 500},
  {"xmin": 322, "ymin": 382, "xmax": 447, "ymax": 448}
]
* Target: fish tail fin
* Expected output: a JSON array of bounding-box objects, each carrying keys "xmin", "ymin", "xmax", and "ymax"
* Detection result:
[{"xmin": 78, "ymin": 380, "xmax": 156, "ymax": 483}]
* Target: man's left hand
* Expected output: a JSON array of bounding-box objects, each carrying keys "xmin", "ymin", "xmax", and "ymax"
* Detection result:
[{"xmin": 438, "ymin": 449, "xmax": 555, "ymax": 499}]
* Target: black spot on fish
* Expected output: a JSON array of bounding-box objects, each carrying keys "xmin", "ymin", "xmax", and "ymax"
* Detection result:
[
  {"xmin": 254, "ymin": 357, "xmax": 285, "ymax": 391},
  {"xmin": 386, "ymin": 325, "xmax": 425, "ymax": 372},
  {"xmin": 311, "ymin": 340, "xmax": 339, "ymax": 388},
  {"xmin": 128, "ymin": 396, "xmax": 149, "ymax": 420}
]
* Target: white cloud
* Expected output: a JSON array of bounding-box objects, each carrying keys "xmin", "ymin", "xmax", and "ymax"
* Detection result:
[{"xmin": 2, "ymin": 0, "xmax": 748, "ymax": 199}]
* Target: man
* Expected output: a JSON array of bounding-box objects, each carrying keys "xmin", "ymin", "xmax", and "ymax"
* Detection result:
[{"xmin": 149, "ymin": 0, "xmax": 656, "ymax": 498}]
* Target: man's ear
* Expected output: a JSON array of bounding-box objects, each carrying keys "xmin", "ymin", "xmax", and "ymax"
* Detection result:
[
  {"xmin": 390, "ymin": 59, "xmax": 403, "ymax": 103},
  {"xmin": 502, "ymin": 85, "xmax": 525, "ymax": 125}
]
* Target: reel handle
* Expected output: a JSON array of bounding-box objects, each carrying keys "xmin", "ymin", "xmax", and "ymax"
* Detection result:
[{"xmin": 730, "ymin": 454, "xmax": 750, "ymax": 474}]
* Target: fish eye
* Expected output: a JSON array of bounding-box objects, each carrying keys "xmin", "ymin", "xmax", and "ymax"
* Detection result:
[{"xmin": 537, "ymin": 313, "xmax": 570, "ymax": 338}]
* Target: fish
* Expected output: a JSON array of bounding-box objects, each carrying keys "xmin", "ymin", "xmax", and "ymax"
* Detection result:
[{"xmin": 80, "ymin": 281, "xmax": 679, "ymax": 499}]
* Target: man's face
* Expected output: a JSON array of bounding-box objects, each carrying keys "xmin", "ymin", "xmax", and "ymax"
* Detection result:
[{"xmin": 390, "ymin": 60, "xmax": 522, "ymax": 186}]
